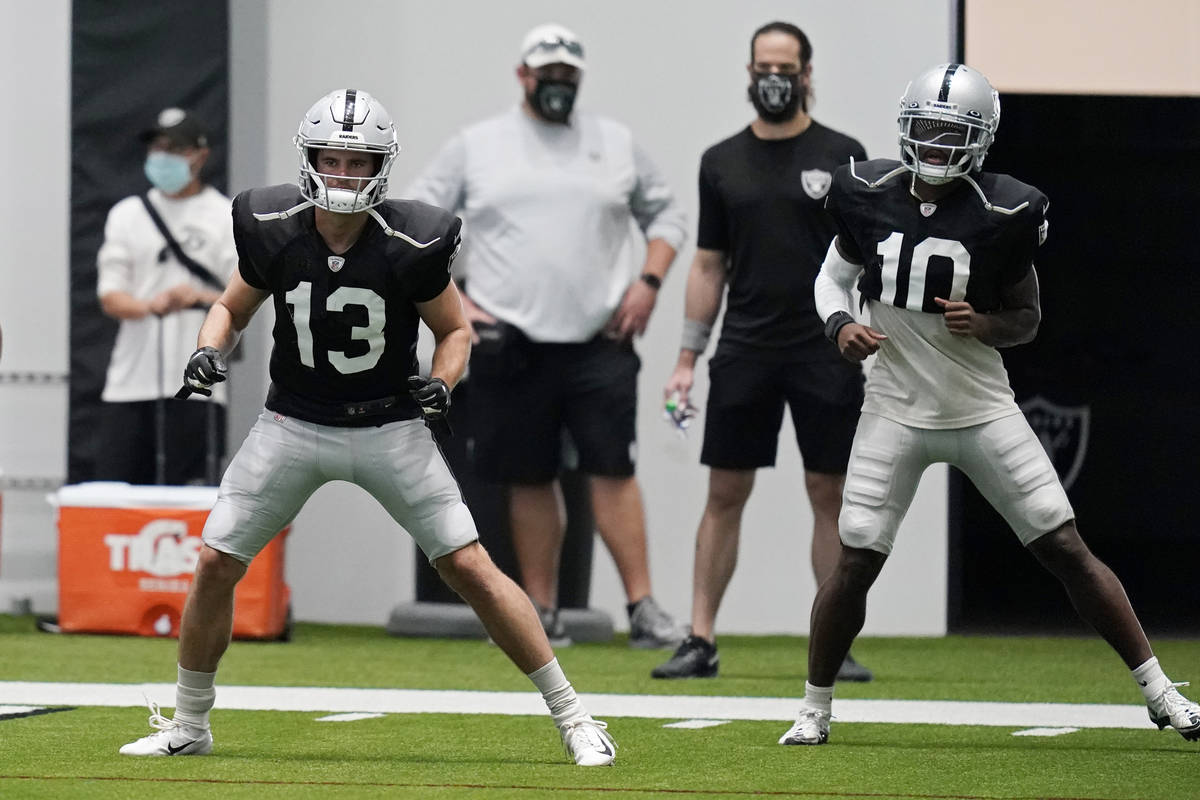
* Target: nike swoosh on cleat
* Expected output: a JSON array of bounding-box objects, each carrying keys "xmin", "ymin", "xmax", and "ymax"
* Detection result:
[
  {"xmin": 166, "ymin": 740, "xmax": 198, "ymax": 755},
  {"xmin": 1138, "ymin": 680, "xmax": 1149, "ymax": 687}
]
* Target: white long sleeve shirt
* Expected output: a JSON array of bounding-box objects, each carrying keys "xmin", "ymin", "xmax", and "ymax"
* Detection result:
[
  {"xmin": 96, "ymin": 186, "xmax": 237, "ymax": 403},
  {"xmin": 404, "ymin": 106, "xmax": 686, "ymax": 342}
]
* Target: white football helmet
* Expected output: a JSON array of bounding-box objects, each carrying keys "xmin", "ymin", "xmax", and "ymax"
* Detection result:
[
  {"xmin": 294, "ymin": 89, "xmax": 399, "ymax": 213},
  {"xmin": 898, "ymin": 64, "xmax": 999, "ymax": 185}
]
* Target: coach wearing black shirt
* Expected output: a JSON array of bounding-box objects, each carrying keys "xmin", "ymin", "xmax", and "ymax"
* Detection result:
[{"xmin": 653, "ymin": 21, "xmax": 871, "ymax": 682}]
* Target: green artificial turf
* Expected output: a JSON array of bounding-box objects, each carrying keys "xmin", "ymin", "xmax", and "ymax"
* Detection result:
[
  {"xmin": 5, "ymin": 614, "xmax": 1198, "ymax": 703},
  {"xmin": 2, "ymin": 615, "xmax": 1198, "ymax": 799}
]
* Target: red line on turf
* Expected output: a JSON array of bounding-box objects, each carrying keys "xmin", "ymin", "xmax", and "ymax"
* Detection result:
[{"xmin": 0, "ymin": 775, "xmax": 1113, "ymax": 799}]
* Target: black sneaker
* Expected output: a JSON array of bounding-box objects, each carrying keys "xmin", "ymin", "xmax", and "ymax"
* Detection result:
[
  {"xmin": 836, "ymin": 652, "xmax": 873, "ymax": 682},
  {"xmin": 651, "ymin": 635, "xmax": 718, "ymax": 679}
]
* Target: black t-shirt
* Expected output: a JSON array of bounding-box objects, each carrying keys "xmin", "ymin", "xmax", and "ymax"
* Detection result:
[
  {"xmin": 232, "ymin": 184, "xmax": 460, "ymax": 426},
  {"xmin": 825, "ymin": 160, "xmax": 1047, "ymax": 313},
  {"xmin": 697, "ymin": 122, "xmax": 866, "ymax": 362}
]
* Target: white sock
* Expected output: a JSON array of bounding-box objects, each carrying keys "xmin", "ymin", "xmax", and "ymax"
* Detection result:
[
  {"xmin": 528, "ymin": 658, "xmax": 586, "ymax": 727},
  {"xmin": 173, "ymin": 665, "xmax": 216, "ymax": 731},
  {"xmin": 804, "ymin": 681, "xmax": 834, "ymax": 713},
  {"xmin": 1132, "ymin": 656, "xmax": 1170, "ymax": 701}
]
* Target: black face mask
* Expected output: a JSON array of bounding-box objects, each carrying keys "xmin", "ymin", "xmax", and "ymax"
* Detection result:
[
  {"xmin": 528, "ymin": 79, "xmax": 578, "ymax": 123},
  {"xmin": 748, "ymin": 72, "xmax": 803, "ymax": 123}
]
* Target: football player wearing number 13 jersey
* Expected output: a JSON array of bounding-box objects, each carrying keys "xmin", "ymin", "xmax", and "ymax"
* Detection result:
[
  {"xmin": 120, "ymin": 89, "xmax": 616, "ymax": 766},
  {"xmin": 778, "ymin": 64, "xmax": 1200, "ymax": 747}
]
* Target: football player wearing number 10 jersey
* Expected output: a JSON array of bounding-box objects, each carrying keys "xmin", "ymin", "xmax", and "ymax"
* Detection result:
[
  {"xmin": 120, "ymin": 89, "xmax": 616, "ymax": 767},
  {"xmin": 778, "ymin": 64, "xmax": 1200, "ymax": 748}
]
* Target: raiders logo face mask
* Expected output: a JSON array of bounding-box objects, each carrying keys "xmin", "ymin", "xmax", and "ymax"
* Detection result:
[
  {"xmin": 748, "ymin": 72, "xmax": 803, "ymax": 123},
  {"xmin": 529, "ymin": 79, "xmax": 578, "ymax": 123}
]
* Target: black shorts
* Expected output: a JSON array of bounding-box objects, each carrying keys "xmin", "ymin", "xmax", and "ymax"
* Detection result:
[
  {"xmin": 469, "ymin": 334, "xmax": 639, "ymax": 484},
  {"xmin": 94, "ymin": 399, "xmax": 227, "ymax": 485},
  {"xmin": 700, "ymin": 354, "xmax": 863, "ymax": 473}
]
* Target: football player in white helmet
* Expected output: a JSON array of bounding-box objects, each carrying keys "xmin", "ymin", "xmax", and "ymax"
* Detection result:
[
  {"xmin": 781, "ymin": 63, "xmax": 1200, "ymax": 749},
  {"xmin": 119, "ymin": 88, "xmax": 617, "ymax": 767}
]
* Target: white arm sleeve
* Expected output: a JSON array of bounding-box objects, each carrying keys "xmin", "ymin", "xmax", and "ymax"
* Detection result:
[{"xmin": 813, "ymin": 239, "xmax": 863, "ymax": 323}]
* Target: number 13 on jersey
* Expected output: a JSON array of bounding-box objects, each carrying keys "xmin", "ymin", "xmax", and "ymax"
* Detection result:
[{"xmin": 285, "ymin": 280, "xmax": 386, "ymax": 374}]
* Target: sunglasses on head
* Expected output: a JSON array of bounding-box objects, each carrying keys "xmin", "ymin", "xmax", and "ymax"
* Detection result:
[{"xmin": 525, "ymin": 36, "xmax": 584, "ymax": 59}]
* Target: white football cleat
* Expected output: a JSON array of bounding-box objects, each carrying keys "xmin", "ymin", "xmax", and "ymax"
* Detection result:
[
  {"xmin": 1147, "ymin": 681, "xmax": 1200, "ymax": 741},
  {"xmin": 560, "ymin": 716, "xmax": 616, "ymax": 766},
  {"xmin": 778, "ymin": 706, "xmax": 831, "ymax": 746},
  {"xmin": 119, "ymin": 701, "xmax": 212, "ymax": 756}
]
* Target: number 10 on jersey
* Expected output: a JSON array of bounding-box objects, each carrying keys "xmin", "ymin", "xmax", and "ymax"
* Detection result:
[{"xmin": 876, "ymin": 232, "xmax": 971, "ymax": 311}]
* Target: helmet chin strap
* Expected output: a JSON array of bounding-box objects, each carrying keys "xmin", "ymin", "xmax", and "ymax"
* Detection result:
[
  {"xmin": 914, "ymin": 170, "xmax": 955, "ymax": 186},
  {"xmin": 323, "ymin": 185, "xmax": 374, "ymax": 213},
  {"xmin": 253, "ymin": 199, "xmax": 315, "ymax": 222},
  {"xmin": 906, "ymin": 169, "xmax": 1029, "ymax": 216},
  {"xmin": 958, "ymin": 173, "xmax": 1026, "ymax": 215},
  {"xmin": 365, "ymin": 208, "xmax": 442, "ymax": 248}
]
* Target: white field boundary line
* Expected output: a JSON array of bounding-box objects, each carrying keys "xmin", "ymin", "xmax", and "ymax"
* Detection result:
[{"xmin": 0, "ymin": 681, "xmax": 1157, "ymax": 730}]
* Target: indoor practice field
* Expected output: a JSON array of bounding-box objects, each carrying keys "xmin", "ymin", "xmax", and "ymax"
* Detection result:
[{"xmin": 2, "ymin": 615, "xmax": 1197, "ymax": 799}]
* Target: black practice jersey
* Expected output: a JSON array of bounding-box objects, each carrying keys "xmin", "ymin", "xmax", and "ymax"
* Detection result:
[
  {"xmin": 232, "ymin": 185, "xmax": 460, "ymax": 427},
  {"xmin": 697, "ymin": 122, "xmax": 866, "ymax": 361},
  {"xmin": 826, "ymin": 160, "xmax": 1048, "ymax": 314}
]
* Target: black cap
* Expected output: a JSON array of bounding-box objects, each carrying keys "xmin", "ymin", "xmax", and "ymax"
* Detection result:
[{"xmin": 139, "ymin": 107, "xmax": 209, "ymax": 148}]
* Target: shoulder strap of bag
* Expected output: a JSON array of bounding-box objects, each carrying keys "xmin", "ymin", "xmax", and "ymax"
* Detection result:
[{"xmin": 140, "ymin": 193, "xmax": 225, "ymax": 291}]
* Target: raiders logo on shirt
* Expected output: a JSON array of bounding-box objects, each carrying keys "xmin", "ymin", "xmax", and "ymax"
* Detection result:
[{"xmin": 801, "ymin": 169, "xmax": 833, "ymax": 200}]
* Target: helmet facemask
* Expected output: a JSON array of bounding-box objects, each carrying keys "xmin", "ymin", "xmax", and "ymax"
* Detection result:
[
  {"xmin": 900, "ymin": 113, "xmax": 991, "ymax": 185},
  {"xmin": 298, "ymin": 145, "xmax": 395, "ymax": 213},
  {"xmin": 294, "ymin": 89, "xmax": 400, "ymax": 213}
]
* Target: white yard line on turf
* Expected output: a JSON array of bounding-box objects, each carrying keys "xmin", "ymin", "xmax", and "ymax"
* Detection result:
[{"xmin": 0, "ymin": 681, "xmax": 1156, "ymax": 730}]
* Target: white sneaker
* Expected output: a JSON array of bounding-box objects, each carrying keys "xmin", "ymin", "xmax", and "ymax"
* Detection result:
[
  {"xmin": 1147, "ymin": 681, "xmax": 1200, "ymax": 741},
  {"xmin": 778, "ymin": 706, "xmax": 831, "ymax": 746},
  {"xmin": 119, "ymin": 701, "xmax": 213, "ymax": 756},
  {"xmin": 559, "ymin": 716, "xmax": 616, "ymax": 766}
]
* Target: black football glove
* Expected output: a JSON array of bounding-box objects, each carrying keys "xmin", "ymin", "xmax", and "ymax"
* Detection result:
[
  {"xmin": 407, "ymin": 376, "xmax": 451, "ymax": 419},
  {"xmin": 183, "ymin": 346, "xmax": 228, "ymax": 397}
]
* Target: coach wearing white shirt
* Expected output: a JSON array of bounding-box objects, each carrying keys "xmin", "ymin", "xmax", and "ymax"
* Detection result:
[{"xmin": 406, "ymin": 22, "xmax": 688, "ymax": 648}]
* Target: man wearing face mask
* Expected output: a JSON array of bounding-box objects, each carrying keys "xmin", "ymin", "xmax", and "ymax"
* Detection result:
[
  {"xmin": 406, "ymin": 22, "xmax": 688, "ymax": 649},
  {"xmin": 653, "ymin": 22, "xmax": 872, "ymax": 682},
  {"xmin": 94, "ymin": 108, "xmax": 236, "ymax": 485}
]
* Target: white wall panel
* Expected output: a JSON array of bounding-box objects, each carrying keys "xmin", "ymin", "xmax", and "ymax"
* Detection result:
[{"xmin": 0, "ymin": 0, "xmax": 71, "ymax": 613}]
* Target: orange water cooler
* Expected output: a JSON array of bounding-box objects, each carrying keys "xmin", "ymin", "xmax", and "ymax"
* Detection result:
[{"xmin": 54, "ymin": 483, "xmax": 290, "ymax": 639}]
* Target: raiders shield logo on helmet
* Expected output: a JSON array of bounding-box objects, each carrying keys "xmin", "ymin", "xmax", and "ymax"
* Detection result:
[
  {"xmin": 801, "ymin": 169, "xmax": 833, "ymax": 200},
  {"xmin": 328, "ymin": 256, "xmax": 345, "ymax": 272},
  {"xmin": 1020, "ymin": 395, "xmax": 1090, "ymax": 491}
]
